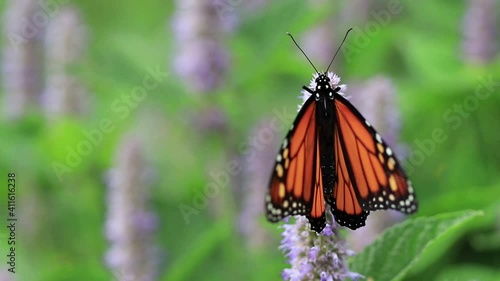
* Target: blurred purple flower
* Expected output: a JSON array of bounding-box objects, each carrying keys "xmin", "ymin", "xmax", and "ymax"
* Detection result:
[
  {"xmin": 346, "ymin": 76, "xmax": 407, "ymax": 251},
  {"xmin": 105, "ymin": 136, "xmax": 159, "ymax": 281},
  {"xmin": 192, "ymin": 106, "xmax": 228, "ymax": 136},
  {"xmin": 0, "ymin": 267, "xmax": 16, "ymax": 281},
  {"xmin": 2, "ymin": 0, "xmax": 42, "ymax": 119},
  {"xmin": 463, "ymin": 0, "xmax": 497, "ymax": 64},
  {"xmin": 280, "ymin": 212, "xmax": 363, "ymax": 281},
  {"xmin": 238, "ymin": 120, "xmax": 279, "ymax": 249},
  {"xmin": 42, "ymin": 6, "xmax": 89, "ymax": 119},
  {"xmin": 171, "ymin": 0, "xmax": 230, "ymax": 93},
  {"xmin": 339, "ymin": 0, "xmax": 373, "ymax": 24},
  {"xmin": 301, "ymin": 21, "xmax": 336, "ymax": 66},
  {"xmin": 348, "ymin": 76, "xmax": 401, "ymax": 149}
]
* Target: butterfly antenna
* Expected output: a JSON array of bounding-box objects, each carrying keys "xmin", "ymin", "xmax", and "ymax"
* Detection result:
[
  {"xmin": 286, "ymin": 32, "xmax": 319, "ymax": 74},
  {"xmin": 326, "ymin": 27, "xmax": 353, "ymax": 73}
]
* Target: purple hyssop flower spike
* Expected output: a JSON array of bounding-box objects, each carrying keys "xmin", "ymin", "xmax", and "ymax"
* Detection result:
[
  {"xmin": 462, "ymin": 0, "xmax": 497, "ymax": 64},
  {"xmin": 280, "ymin": 211, "xmax": 364, "ymax": 281},
  {"xmin": 105, "ymin": 136, "xmax": 159, "ymax": 281},
  {"xmin": 2, "ymin": 0, "xmax": 42, "ymax": 119},
  {"xmin": 171, "ymin": 0, "xmax": 229, "ymax": 93},
  {"xmin": 42, "ymin": 6, "xmax": 89, "ymax": 120}
]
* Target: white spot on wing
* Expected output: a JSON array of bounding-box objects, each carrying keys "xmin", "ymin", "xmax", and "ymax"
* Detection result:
[{"xmin": 408, "ymin": 182, "xmax": 414, "ymax": 193}]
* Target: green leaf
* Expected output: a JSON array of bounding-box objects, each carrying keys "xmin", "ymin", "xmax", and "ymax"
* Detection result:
[
  {"xmin": 417, "ymin": 184, "xmax": 500, "ymax": 217},
  {"xmin": 434, "ymin": 265, "xmax": 500, "ymax": 281},
  {"xmin": 163, "ymin": 219, "xmax": 230, "ymax": 281},
  {"xmin": 349, "ymin": 210, "xmax": 483, "ymax": 281}
]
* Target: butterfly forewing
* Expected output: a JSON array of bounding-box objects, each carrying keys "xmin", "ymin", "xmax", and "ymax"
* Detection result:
[
  {"xmin": 333, "ymin": 94, "xmax": 418, "ymax": 215},
  {"xmin": 265, "ymin": 98, "xmax": 326, "ymax": 232}
]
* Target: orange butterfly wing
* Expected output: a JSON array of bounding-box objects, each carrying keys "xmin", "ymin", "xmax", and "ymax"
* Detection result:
[
  {"xmin": 327, "ymin": 124, "xmax": 369, "ymax": 229},
  {"xmin": 326, "ymin": 94, "xmax": 417, "ymax": 229},
  {"xmin": 265, "ymin": 99, "xmax": 326, "ymax": 232}
]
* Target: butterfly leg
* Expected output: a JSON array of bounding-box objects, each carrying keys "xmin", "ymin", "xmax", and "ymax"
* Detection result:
[{"xmin": 302, "ymin": 86, "xmax": 314, "ymax": 94}]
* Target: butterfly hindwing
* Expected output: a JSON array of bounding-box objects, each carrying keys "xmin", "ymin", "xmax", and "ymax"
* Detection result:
[{"xmin": 265, "ymin": 98, "xmax": 326, "ymax": 232}]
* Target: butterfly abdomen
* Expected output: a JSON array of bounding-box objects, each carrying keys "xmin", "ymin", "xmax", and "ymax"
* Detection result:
[{"xmin": 317, "ymin": 96, "xmax": 336, "ymax": 196}]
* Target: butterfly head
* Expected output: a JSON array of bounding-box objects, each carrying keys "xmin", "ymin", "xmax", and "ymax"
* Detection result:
[
  {"xmin": 300, "ymin": 72, "xmax": 347, "ymax": 107},
  {"xmin": 312, "ymin": 72, "xmax": 341, "ymax": 88},
  {"xmin": 314, "ymin": 74, "xmax": 330, "ymax": 86},
  {"xmin": 314, "ymin": 73, "xmax": 338, "ymax": 101}
]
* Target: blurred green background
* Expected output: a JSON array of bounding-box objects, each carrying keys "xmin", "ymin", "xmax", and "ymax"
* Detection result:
[{"xmin": 0, "ymin": 0, "xmax": 499, "ymax": 280}]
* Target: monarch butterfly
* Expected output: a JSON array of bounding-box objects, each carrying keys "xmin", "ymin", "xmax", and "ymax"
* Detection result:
[{"xmin": 265, "ymin": 29, "xmax": 417, "ymax": 233}]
